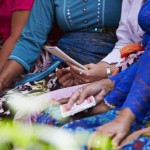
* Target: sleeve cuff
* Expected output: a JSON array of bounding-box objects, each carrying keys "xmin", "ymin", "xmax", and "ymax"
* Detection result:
[{"xmin": 9, "ymin": 55, "xmax": 30, "ymax": 72}]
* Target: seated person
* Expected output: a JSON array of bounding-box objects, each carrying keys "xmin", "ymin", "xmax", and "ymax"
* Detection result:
[
  {"xmin": 0, "ymin": 0, "xmax": 122, "ymax": 92},
  {"xmin": 57, "ymin": 0, "xmax": 144, "ymax": 87},
  {"xmin": 62, "ymin": 1, "xmax": 150, "ymax": 148},
  {"xmin": 0, "ymin": 0, "xmax": 123, "ymax": 117},
  {"xmin": 0, "ymin": 0, "xmax": 34, "ymax": 73},
  {"xmin": 35, "ymin": 0, "xmax": 145, "ymax": 126}
]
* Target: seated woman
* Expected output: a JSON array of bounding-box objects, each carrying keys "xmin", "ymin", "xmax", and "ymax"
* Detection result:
[
  {"xmin": 36, "ymin": 0, "xmax": 145, "ymax": 125},
  {"xmin": 0, "ymin": 0, "xmax": 34, "ymax": 73},
  {"xmin": 0, "ymin": 0, "xmax": 122, "ymax": 118},
  {"xmin": 62, "ymin": 0, "xmax": 150, "ymax": 148},
  {"xmin": 57, "ymin": 0, "xmax": 144, "ymax": 87},
  {"xmin": 0, "ymin": 0, "xmax": 122, "ymax": 92},
  {"xmin": 0, "ymin": 0, "xmax": 34, "ymax": 118},
  {"xmin": 0, "ymin": 0, "xmax": 35, "ymax": 88}
]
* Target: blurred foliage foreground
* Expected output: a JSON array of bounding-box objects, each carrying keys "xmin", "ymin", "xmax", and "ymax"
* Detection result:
[{"xmin": 0, "ymin": 91, "xmax": 113, "ymax": 150}]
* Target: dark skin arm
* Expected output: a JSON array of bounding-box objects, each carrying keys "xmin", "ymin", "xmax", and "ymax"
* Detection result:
[
  {"xmin": 0, "ymin": 10, "xmax": 31, "ymax": 73},
  {"xmin": 0, "ymin": 60, "xmax": 24, "ymax": 91}
]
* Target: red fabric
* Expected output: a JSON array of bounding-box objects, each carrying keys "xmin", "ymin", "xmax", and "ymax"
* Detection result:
[
  {"xmin": 120, "ymin": 43, "xmax": 144, "ymax": 58},
  {"xmin": 0, "ymin": 0, "xmax": 34, "ymax": 41}
]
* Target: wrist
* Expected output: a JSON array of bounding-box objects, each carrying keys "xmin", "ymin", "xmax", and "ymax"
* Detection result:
[
  {"xmin": 98, "ymin": 79, "xmax": 114, "ymax": 93},
  {"xmin": 108, "ymin": 64, "xmax": 118, "ymax": 77},
  {"xmin": 99, "ymin": 61, "xmax": 118, "ymax": 77},
  {"xmin": 117, "ymin": 108, "xmax": 135, "ymax": 126}
]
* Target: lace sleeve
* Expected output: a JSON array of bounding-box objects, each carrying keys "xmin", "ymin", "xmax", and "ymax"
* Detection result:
[
  {"xmin": 120, "ymin": 46, "xmax": 150, "ymax": 120},
  {"xmin": 104, "ymin": 63, "xmax": 138, "ymax": 107}
]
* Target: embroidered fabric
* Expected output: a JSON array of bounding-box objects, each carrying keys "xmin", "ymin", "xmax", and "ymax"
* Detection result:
[
  {"xmin": 105, "ymin": 45, "xmax": 150, "ymax": 120},
  {"xmin": 105, "ymin": 62, "xmax": 138, "ymax": 107}
]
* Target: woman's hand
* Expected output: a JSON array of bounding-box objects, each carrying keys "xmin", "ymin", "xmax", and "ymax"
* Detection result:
[
  {"xmin": 56, "ymin": 67, "xmax": 78, "ymax": 87},
  {"xmin": 88, "ymin": 108, "xmax": 136, "ymax": 149},
  {"xmin": 57, "ymin": 61, "xmax": 117, "ymax": 87},
  {"xmin": 96, "ymin": 117, "xmax": 130, "ymax": 147},
  {"xmin": 66, "ymin": 79, "xmax": 114, "ymax": 110},
  {"xmin": 120, "ymin": 126, "xmax": 150, "ymax": 148},
  {"xmin": 67, "ymin": 61, "xmax": 117, "ymax": 84}
]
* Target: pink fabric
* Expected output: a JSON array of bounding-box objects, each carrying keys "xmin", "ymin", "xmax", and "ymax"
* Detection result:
[{"xmin": 0, "ymin": 0, "xmax": 34, "ymax": 41}]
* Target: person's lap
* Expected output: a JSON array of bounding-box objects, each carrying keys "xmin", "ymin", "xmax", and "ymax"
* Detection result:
[{"xmin": 122, "ymin": 136, "xmax": 150, "ymax": 150}]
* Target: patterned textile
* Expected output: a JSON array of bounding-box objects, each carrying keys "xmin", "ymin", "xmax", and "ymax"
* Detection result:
[
  {"xmin": 35, "ymin": 48, "xmax": 145, "ymax": 126},
  {"xmin": 63, "ymin": 109, "xmax": 150, "ymax": 132},
  {"xmin": 120, "ymin": 43, "xmax": 144, "ymax": 58},
  {"xmin": 31, "ymin": 49, "xmax": 52, "ymax": 74},
  {"xmin": 0, "ymin": 31, "xmax": 117, "ymax": 121},
  {"xmin": 62, "ymin": 109, "xmax": 150, "ymax": 150},
  {"xmin": 0, "ymin": 50, "xmax": 63, "ymax": 121},
  {"xmin": 122, "ymin": 137, "xmax": 150, "ymax": 150},
  {"xmin": 118, "ymin": 51, "xmax": 143, "ymax": 72}
]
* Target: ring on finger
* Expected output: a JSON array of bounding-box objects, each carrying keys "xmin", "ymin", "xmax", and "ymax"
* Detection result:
[{"xmin": 79, "ymin": 71, "xmax": 83, "ymax": 75}]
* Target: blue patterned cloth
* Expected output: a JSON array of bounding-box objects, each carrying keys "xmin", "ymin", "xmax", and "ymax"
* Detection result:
[
  {"xmin": 122, "ymin": 137, "xmax": 150, "ymax": 150},
  {"xmin": 63, "ymin": 109, "xmax": 150, "ymax": 133},
  {"xmin": 62, "ymin": 109, "xmax": 150, "ymax": 150}
]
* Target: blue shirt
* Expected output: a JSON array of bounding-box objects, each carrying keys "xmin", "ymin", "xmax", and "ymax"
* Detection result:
[{"xmin": 9, "ymin": 0, "xmax": 122, "ymax": 71}]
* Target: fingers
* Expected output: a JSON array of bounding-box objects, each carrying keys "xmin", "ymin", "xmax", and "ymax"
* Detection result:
[
  {"xmin": 56, "ymin": 67, "xmax": 70, "ymax": 79},
  {"xmin": 76, "ymin": 86, "xmax": 91, "ymax": 105},
  {"xmin": 66, "ymin": 87, "xmax": 84, "ymax": 110},
  {"xmin": 58, "ymin": 98, "xmax": 69, "ymax": 105},
  {"xmin": 94, "ymin": 89, "xmax": 106, "ymax": 104},
  {"xmin": 68, "ymin": 62, "xmax": 88, "ymax": 82},
  {"xmin": 112, "ymin": 133, "xmax": 126, "ymax": 147},
  {"xmin": 57, "ymin": 67, "xmax": 75, "ymax": 87},
  {"xmin": 119, "ymin": 138, "xmax": 129, "ymax": 149},
  {"xmin": 68, "ymin": 62, "xmax": 87, "ymax": 74},
  {"xmin": 119, "ymin": 131, "xmax": 141, "ymax": 148},
  {"xmin": 67, "ymin": 79, "xmax": 74, "ymax": 87},
  {"xmin": 62, "ymin": 78, "xmax": 74, "ymax": 87},
  {"xmin": 56, "ymin": 68, "xmax": 63, "ymax": 78},
  {"xmin": 97, "ymin": 129, "xmax": 126, "ymax": 147},
  {"xmin": 97, "ymin": 127, "xmax": 115, "ymax": 138},
  {"xmin": 58, "ymin": 72, "xmax": 72, "ymax": 86}
]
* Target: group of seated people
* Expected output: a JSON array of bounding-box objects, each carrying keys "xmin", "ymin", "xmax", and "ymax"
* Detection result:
[{"xmin": 0, "ymin": 0, "xmax": 150, "ymax": 149}]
